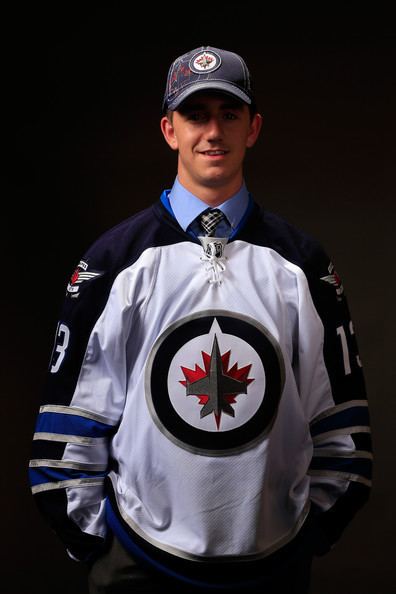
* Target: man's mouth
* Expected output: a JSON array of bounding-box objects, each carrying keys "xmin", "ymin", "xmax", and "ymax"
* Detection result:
[{"xmin": 200, "ymin": 150, "xmax": 228, "ymax": 156}]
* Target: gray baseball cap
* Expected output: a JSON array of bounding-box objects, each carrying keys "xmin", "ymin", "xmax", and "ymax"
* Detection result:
[{"xmin": 162, "ymin": 46, "xmax": 255, "ymax": 113}]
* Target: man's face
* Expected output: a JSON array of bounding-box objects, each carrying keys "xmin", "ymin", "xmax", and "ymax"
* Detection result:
[{"xmin": 161, "ymin": 92, "xmax": 262, "ymax": 198}]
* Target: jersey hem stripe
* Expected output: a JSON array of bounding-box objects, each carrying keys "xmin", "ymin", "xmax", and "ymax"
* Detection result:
[{"xmin": 107, "ymin": 473, "xmax": 311, "ymax": 562}]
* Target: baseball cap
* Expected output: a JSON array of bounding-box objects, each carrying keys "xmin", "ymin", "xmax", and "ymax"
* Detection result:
[{"xmin": 162, "ymin": 46, "xmax": 255, "ymax": 113}]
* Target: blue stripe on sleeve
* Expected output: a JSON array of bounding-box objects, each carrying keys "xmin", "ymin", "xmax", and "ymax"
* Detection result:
[
  {"xmin": 29, "ymin": 466, "xmax": 107, "ymax": 487},
  {"xmin": 35, "ymin": 412, "xmax": 115, "ymax": 438},
  {"xmin": 309, "ymin": 456, "xmax": 372, "ymax": 481},
  {"xmin": 310, "ymin": 406, "xmax": 370, "ymax": 438}
]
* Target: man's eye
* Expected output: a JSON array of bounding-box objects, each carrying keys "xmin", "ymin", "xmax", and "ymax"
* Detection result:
[
  {"xmin": 187, "ymin": 113, "xmax": 205, "ymax": 121},
  {"xmin": 224, "ymin": 112, "xmax": 237, "ymax": 120}
]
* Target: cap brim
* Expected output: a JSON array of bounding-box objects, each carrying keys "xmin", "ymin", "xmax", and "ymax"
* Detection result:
[{"xmin": 165, "ymin": 81, "xmax": 252, "ymax": 111}]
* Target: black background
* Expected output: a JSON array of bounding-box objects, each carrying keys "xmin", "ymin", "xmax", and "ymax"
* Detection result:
[{"xmin": 5, "ymin": 7, "xmax": 395, "ymax": 594}]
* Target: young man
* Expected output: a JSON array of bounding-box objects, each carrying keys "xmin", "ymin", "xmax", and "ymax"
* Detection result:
[{"xmin": 29, "ymin": 46, "xmax": 372, "ymax": 593}]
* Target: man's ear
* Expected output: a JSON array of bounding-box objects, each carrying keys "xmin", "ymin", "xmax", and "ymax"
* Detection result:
[
  {"xmin": 246, "ymin": 113, "xmax": 263, "ymax": 148},
  {"xmin": 160, "ymin": 115, "xmax": 179, "ymax": 150}
]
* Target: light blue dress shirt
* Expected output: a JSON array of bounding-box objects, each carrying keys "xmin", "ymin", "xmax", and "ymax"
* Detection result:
[{"xmin": 168, "ymin": 177, "xmax": 250, "ymax": 238}]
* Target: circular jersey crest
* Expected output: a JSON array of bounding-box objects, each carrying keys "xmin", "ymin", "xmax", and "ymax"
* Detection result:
[
  {"xmin": 189, "ymin": 50, "xmax": 221, "ymax": 74},
  {"xmin": 145, "ymin": 310, "xmax": 285, "ymax": 456}
]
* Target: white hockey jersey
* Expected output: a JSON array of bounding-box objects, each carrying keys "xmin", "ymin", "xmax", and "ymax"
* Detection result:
[{"xmin": 29, "ymin": 192, "xmax": 372, "ymax": 589}]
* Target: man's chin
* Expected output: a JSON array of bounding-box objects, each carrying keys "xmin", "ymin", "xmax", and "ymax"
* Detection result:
[{"xmin": 199, "ymin": 172, "xmax": 232, "ymax": 189}]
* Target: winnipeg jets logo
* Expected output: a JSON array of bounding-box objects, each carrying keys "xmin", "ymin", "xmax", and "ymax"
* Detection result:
[
  {"xmin": 145, "ymin": 311, "xmax": 285, "ymax": 455},
  {"xmin": 180, "ymin": 334, "xmax": 254, "ymax": 430},
  {"xmin": 195, "ymin": 52, "xmax": 215, "ymax": 70},
  {"xmin": 189, "ymin": 50, "xmax": 221, "ymax": 74},
  {"xmin": 320, "ymin": 262, "xmax": 344, "ymax": 298},
  {"xmin": 66, "ymin": 260, "xmax": 103, "ymax": 298}
]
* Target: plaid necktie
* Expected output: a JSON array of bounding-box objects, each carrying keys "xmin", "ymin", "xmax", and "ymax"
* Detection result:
[{"xmin": 199, "ymin": 208, "xmax": 225, "ymax": 236}]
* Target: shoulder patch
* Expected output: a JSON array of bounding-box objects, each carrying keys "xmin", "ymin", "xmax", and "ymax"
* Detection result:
[
  {"xmin": 320, "ymin": 262, "xmax": 344, "ymax": 299},
  {"xmin": 66, "ymin": 260, "xmax": 104, "ymax": 298}
]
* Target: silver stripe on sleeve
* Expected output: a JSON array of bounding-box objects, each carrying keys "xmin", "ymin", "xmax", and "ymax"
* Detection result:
[
  {"xmin": 31, "ymin": 477, "xmax": 105, "ymax": 494},
  {"xmin": 39, "ymin": 404, "xmax": 119, "ymax": 426},
  {"xmin": 312, "ymin": 426, "xmax": 371, "ymax": 444},
  {"xmin": 29, "ymin": 459, "xmax": 108, "ymax": 471},
  {"xmin": 33, "ymin": 432, "xmax": 109, "ymax": 446},
  {"xmin": 310, "ymin": 399, "xmax": 368, "ymax": 426},
  {"xmin": 312, "ymin": 449, "xmax": 373, "ymax": 460},
  {"xmin": 308, "ymin": 469, "xmax": 372, "ymax": 488}
]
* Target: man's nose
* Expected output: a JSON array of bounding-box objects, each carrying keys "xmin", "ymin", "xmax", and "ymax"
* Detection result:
[{"xmin": 205, "ymin": 117, "xmax": 223, "ymax": 141}]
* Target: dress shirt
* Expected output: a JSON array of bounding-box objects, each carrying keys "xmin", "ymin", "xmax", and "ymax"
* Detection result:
[{"xmin": 168, "ymin": 177, "xmax": 250, "ymax": 238}]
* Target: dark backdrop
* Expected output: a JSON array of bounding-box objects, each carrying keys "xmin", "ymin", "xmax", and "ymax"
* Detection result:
[{"xmin": 5, "ymin": 11, "xmax": 395, "ymax": 594}]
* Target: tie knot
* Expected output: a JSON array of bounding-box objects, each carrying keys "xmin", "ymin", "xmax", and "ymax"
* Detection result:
[{"xmin": 199, "ymin": 208, "xmax": 225, "ymax": 236}]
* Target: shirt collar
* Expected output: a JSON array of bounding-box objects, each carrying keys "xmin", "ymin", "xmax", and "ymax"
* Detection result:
[{"xmin": 168, "ymin": 177, "xmax": 250, "ymax": 232}]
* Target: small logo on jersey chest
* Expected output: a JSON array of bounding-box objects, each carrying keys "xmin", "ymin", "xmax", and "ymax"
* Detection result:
[
  {"xmin": 145, "ymin": 310, "xmax": 285, "ymax": 456},
  {"xmin": 199, "ymin": 236, "xmax": 227, "ymax": 259},
  {"xmin": 66, "ymin": 260, "xmax": 104, "ymax": 298}
]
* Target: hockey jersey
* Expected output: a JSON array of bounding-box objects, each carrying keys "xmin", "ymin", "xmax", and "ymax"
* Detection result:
[{"xmin": 29, "ymin": 192, "xmax": 372, "ymax": 588}]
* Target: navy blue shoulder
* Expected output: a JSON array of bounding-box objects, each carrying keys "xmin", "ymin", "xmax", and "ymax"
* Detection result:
[
  {"xmin": 82, "ymin": 202, "xmax": 186, "ymax": 274},
  {"xmin": 84, "ymin": 195, "xmax": 326, "ymax": 270},
  {"xmin": 237, "ymin": 203, "xmax": 329, "ymax": 278},
  {"xmin": 80, "ymin": 198, "xmax": 329, "ymax": 284}
]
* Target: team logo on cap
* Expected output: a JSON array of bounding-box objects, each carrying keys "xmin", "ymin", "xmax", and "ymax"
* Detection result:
[
  {"xmin": 145, "ymin": 310, "xmax": 285, "ymax": 456},
  {"xmin": 189, "ymin": 50, "xmax": 221, "ymax": 74}
]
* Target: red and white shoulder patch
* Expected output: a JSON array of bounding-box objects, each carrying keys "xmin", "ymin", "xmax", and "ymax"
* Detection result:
[
  {"xmin": 66, "ymin": 259, "xmax": 104, "ymax": 298},
  {"xmin": 320, "ymin": 262, "xmax": 344, "ymax": 298}
]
